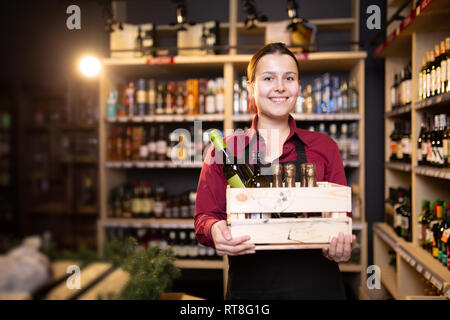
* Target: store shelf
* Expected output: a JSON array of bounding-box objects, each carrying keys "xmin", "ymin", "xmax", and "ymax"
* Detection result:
[
  {"xmin": 107, "ymin": 114, "xmax": 224, "ymax": 123},
  {"xmin": 373, "ymin": 222, "xmax": 405, "ymax": 250},
  {"xmin": 103, "ymin": 51, "xmax": 367, "ymax": 77},
  {"xmin": 105, "ymin": 161, "xmax": 203, "ymax": 169},
  {"xmin": 385, "ymin": 162, "xmax": 412, "ymax": 172},
  {"xmin": 414, "ymin": 92, "xmax": 450, "ymax": 111},
  {"xmin": 101, "ymin": 218, "xmax": 194, "ymax": 228},
  {"xmin": 232, "ymin": 113, "xmax": 361, "ymax": 122},
  {"xmin": 414, "ymin": 166, "xmax": 450, "ymax": 180},
  {"xmin": 380, "ymin": 265, "xmax": 400, "ymax": 300},
  {"xmin": 385, "ymin": 104, "xmax": 411, "ymax": 118},
  {"xmin": 174, "ymin": 259, "xmax": 224, "ymax": 270},
  {"xmin": 374, "ymin": 0, "xmax": 450, "ymax": 57},
  {"xmin": 397, "ymin": 242, "xmax": 450, "ymax": 295}
]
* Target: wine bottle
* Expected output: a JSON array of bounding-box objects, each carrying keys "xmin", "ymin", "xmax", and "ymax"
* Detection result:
[
  {"xmin": 246, "ymin": 151, "xmax": 270, "ymax": 219},
  {"xmin": 208, "ymin": 129, "xmax": 253, "ymax": 188}
]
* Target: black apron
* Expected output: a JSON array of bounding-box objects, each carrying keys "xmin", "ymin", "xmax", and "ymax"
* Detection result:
[{"xmin": 226, "ymin": 134, "xmax": 346, "ymax": 300}]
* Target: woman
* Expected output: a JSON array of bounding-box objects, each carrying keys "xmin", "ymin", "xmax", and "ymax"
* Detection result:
[{"xmin": 194, "ymin": 42, "xmax": 357, "ymax": 300}]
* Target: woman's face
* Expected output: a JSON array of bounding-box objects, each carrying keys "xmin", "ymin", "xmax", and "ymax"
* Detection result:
[{"xmin": 249, "ymin": 53, "xmax": 300, "ymax": 119}]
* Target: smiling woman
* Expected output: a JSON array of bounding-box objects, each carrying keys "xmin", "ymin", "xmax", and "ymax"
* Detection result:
[{"xmin": 194, "ymin": 42, "xmax": 356, "ymax": 300}]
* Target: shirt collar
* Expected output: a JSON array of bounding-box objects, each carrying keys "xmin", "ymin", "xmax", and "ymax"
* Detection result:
[{"xmin": 247, "ymin": 114, "xmax": 309, "ymax": 147}]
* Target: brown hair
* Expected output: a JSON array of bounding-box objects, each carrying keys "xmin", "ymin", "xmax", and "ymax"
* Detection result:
[
  {"xmin": 247, "ymin": 42, "xmax": 300, "ymax": 84},
  {"xmin": 246, "ymin": 42, "xmax": 300, "ymax": 113}
]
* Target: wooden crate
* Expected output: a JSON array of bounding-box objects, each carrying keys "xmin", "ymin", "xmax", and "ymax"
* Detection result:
[{"xmin": 226, "ymin": 182, "xmax": 352, "ymax": 250}]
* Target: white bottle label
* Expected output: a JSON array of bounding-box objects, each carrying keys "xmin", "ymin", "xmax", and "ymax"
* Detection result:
[
  {"xmin": 216, "ymin": 93, "xmax": 225, "ymax": 113},
  {"xmin": 156, "ymin": 141, "xmax": 167, "ymax": 154},
  {"xmin": 206, "ymin": 95, "xmax": 216, "ymax": 114}
]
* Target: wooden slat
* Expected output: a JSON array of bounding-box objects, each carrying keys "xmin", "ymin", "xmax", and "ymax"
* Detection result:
[
  {"xmin": 227, "ymin": 182, "xmax": 351, "ymax": 214},
  {"xmin": 45, "ymin": 263, "xmax": 112, "ymax": 300},
  {"xmin": 77, "ymin": 268, "xmax": 130, "ymax": 300},
  {"xmin": 229, "ymin": 217, "xmax": 352, "ymax": 247}
]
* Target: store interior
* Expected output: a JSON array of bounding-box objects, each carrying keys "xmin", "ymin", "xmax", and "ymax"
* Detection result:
[{"xmin": 0, "ymin": 0, "xmax": 449, "ymax": 300}]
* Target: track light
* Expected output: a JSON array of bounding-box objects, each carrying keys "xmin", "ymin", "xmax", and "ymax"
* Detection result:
[
  {"xmin": 286, "ymin": 0, "xmax": 302, "ymax": 31},
  {"xmin": 171, "ymin": 0, "xmax": 195, "ymax": 32},
  {"xmin": 242, "ymin": 0, "xmax": 267, "ymax": 30}
]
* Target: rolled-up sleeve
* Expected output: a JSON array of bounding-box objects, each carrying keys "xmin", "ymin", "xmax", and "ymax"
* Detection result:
[{"xmin": 194, "ymin": 146, "xmax": 228, "ymax": 248}]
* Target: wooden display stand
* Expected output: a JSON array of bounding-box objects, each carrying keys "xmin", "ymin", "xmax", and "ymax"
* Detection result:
[{"xmin": 227, "ymin": 182, "xmax": 352, "ymax": 250}]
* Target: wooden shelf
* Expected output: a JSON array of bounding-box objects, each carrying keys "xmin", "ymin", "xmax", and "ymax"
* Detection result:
[
  {"xmin": 101, "ymin": 218, "xmax": 194, "ymax": 228},
  {"xmin": 397, "ymin": 242, "xmax": 450, "ymax": 295},
  {"xmin": 385, "ymin": 162, "xmax": 412, "ymax": 172},
  {"xmin": 107, "ymin": 114, "xmax": 224, "ymax": 123},
  {"xmin": 105, "ymin": 161, "xmax": 203, "ymax": 169},
  {"xmin": 385, "ymin": 104, "xmax": 411, "ymax": 118},
  {"xmin": 414, "ymin": 166, "xmax": 450, "ymax": 180},
  {"xmin": 373, "ymin": 222, "xmax": 405, "ymax": 250},
  {"xmin": 174, "ymin": 259, "xmax": 224, "ymax": 270},
  {"xmin": 414, "ymin": 92, "xmax": 450, "ymax": 111},
  {"xmin": 374, "ymin": 0, "xmax": 450, "ymax": 57},
  {"xmin": 103, "ymin": 51, "xmax": 367, "ymax": 77}
]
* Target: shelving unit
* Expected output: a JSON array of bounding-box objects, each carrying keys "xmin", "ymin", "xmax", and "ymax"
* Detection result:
[
  {"xmin": 98, "ymin": 0, "xmax": 367, "ymax": 297},
  {"xmin": 377, "ymin": 0, "xmax": 450, "ymax": 300},
  {"xmin": 17, "ymin": 80, "xmax": 100, "ymax": 250}
]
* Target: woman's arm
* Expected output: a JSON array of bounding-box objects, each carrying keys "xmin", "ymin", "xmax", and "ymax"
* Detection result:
[{"xmin": 194, "ymin": 146, "xmax": 255, "ymax": 255}]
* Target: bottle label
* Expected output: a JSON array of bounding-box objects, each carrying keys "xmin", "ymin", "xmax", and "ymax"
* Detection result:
[
  {"xmin": 417, "ymin": 145, "xmax": 423, "ymax": 162},
  {"xmin": 206, "ymin": 96, "xmax": 216, "ymax": 114},
  {"xmin": 227, "ymin": 174, "xmax": 245, "ymax": 188},
  {"xmin": 444, "ymin": 139, "xmax": 449, "ymax": 158},
  {"xmin": 426, "ymin": 73, "xmax": 431, "ymax": 96},
  {"xmin": 148, "ymin": 90, "xmax": 156, "ymax": 105},
  {"xmin": 437, "ymin": 147, "xmax": 444, "ymax": 165},
  {"xmin": 216, "ymin": 94, "xmax": 225, "ymax": 113},
  {"xmin": 405, "ymin": 80, "xmax": 411, "ymax": 104},
  {"xmin": 431, "ymin": 69, "xmax": 436, "ymax": 94},
  {"xmin": 156, "ymin": 141, "xmax": 167, "ymax": 154},
  {"xmin": 132, "ymin": 198, "xmax": 142, "ymax": 214},
  {"xmin": 436, "ymin": 67, "xmax": 441, "ymax": 93},
  {"xmin": 136, "ymin": 90, "xmax": 147, "ymax": 104},
  {"xmin": 154, "ymin": 201, "xmax": 165, "ymax": 217},
  {"xmin": 139, "ymin": 145, "xmax": 148, "ymax": 159}
]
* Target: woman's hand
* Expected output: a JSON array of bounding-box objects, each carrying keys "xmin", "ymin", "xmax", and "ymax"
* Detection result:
[
  {"xmin": 322, "ymin": 233, "xmax": 357, "ymax": 263},
  {"xmin": 211, "ymin": 220, "xmax": 256, "ymax": 256}
]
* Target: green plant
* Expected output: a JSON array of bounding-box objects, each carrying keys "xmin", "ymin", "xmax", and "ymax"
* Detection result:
[{"xmin": 101, "ymin": 237, "xmax": 181, "ymax": 300}]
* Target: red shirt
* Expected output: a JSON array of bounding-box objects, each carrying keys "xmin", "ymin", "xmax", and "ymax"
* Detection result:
[{"xmin": 194, "ymin": 114, "xmax": 349, "ymax": 248}]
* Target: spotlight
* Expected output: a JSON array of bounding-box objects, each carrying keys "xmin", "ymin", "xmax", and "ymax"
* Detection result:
[
  {"xmin": 242, "ymin": 0, "xmax": 267, "ymax": 30},
  {"xmin": 286, "ymin": 0, "xmax": 302, "ymax": 31},
  {"xmin": 79, "ymin": 56, "xmax": 101, "ymax": 77},
  {"xmin": 171, "ymin": 0, "xmax": 195, "ymax": 32}
]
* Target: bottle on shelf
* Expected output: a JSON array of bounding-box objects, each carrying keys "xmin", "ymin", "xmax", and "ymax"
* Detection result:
[
  {"xmin": 106, "ymin": 90, "xmax": 118, "ymax": 119},
  {"xmin": 417, "ymin": 119, "xmax": 426, "ymax": 166},
  {"xmin": 215, "ymin": 78, "xmax": 225, "ymax": 114},
  {"xmin": 124, "ymin": 127, "xmax": 132, "ymax": 161},
  {"xmin": 208, "ymin": 129, "xmax": 253, "ymax": 188},
  {"xmin": 240, "ymin": 76, "xmax": 248, "ymax": 114},
  {"xmin": 425, "ymin": 51, "xmax": 432, "ymax": 99},
  {"xmin": 313, "ymin": 78, "xmax": 322, "ymax": 114},
  {"xmin": 391, "ymin": 74, "xmax": 398, "ymax": 109},
  {"xmin": 401, "ymin": 122, "xmax": 411, "ymax": 163},
  {"xmin": 122, "ymin": 184, "xmax": 133, "ymax": 219},
  {"xmin": 148, "ymin": 79, "xmax": 156, "ymax": 115},
  {"xmin": 198, "ymin": 79, "xmax": 207, "ymax": 115},
  {"xmin": 419, "ymin": 56, "xmax": 425, "ymax": 101},
  {"xmin": 141, "ymin": 182, "xmax": 154, "ymax": 218},
  {"xmin": 303, "ymin": 85, "xmax": 313, "ymax": 114},
  {"xmin": 147, "ymin": 126, "xmax": 157, "ymax": 161},
  {"xmin": 135, "ymin": 26, "xmax": 143, "ymax": 58},
  {"xmin": 175, "ymin": 83, "xmax": 186, "ymax": 115},
  {"xmin": 233, "ymin": 79, "xmax": 240, "ymax": 115},
  {"xmin": 136, "ymin": 79, "xmax": 147, "ymax": 116},
  {"xmin": 153, "ymin": 183, "xmax": 167, "ymax": 219},
  {"xmin": 348, "ymin": 79, "xmax": 359, "ymax": 113},
  {"xmin": 444, "ymin": 115, "xmax": 449, "ymax": 168},
  {"xmin": 131, "ymin": 182, "xmax": 143, "ymax": 218},
  {"xmin": 156, "ymin": 124, "xmax": 167, "ymax": 161},
  {"xmin": 339, "ymin": 123, "xmax": 349, "ymax": 161},
  {"xmin": 165, "ymin": 82, "xmax": 175, "ymax": 115},
  {"xmin": 155, "ymin": 83, "xmax": 165, "ymax": 115},
  {"xmin": 206, "ymin": 80, "xmax": 216, "ymax": 114},
  {"xmin": 349, "ymin": 122, "xmax": 359, "ymax": 160},
  {"xmin": 321, "ymin": 73, "xmax": 331, "ymax": 113},
  {"xmin": 445, "ymin": 37, "xmax": 450, "ymax": 94},
  {"xmin": 418, "ymin": 200, "xmax": 431, "ymax": 249}
]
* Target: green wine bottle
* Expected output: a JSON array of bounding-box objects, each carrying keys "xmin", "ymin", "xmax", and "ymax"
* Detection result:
[
  {"xmin": 245, "ymin": 151, "xmax": 270, "ymax": 188},
  {"xmin": 208, "ymin": 129, "xmax": 253, "ymax": 188}
]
